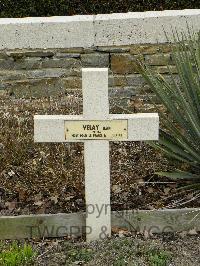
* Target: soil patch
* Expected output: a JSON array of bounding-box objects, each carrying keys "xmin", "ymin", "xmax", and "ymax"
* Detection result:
[
  {"xmin": 0, "ymin": 95, "xmax": 199, "ymax": 215},
  {"xmin": 2, "ymin": 234, "xmax": 200, "ymax": 265}
]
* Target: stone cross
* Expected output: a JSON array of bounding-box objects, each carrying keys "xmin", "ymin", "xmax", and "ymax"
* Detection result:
[{"xmin": 34, "ymin": 68, "xmax": 159, "ymax": 242}]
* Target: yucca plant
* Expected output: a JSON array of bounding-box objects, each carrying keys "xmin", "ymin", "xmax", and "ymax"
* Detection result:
[{"xmin": 138, "ymin": 31, "xmax": 200, "ymax": 190}]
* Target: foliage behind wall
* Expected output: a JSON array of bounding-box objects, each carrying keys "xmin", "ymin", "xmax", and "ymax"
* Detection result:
[{"xmin": 0, "ymin": 0, "xmax": 199, "ymax": 18}]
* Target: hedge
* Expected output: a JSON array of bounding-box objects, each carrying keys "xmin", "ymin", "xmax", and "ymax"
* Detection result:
[{"xmin": 0, "ymin": 0, "xmax": 199, "ymax": 18}]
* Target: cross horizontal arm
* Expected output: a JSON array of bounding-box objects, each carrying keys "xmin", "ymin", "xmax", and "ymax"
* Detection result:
[
  {"xmin": 110, "ymin": 113, "xmax": 159, "ymax": 141},
  {"xmin": 34, "ymin": 113, "xmax": 159, "ymax": 142},
  {"xmin": 34, "ymin": 115, "xmax": 83, "ymax": 143}
]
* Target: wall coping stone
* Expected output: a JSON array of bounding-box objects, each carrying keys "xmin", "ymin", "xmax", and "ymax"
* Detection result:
[{"xmin": 0, "ymin": 9, "xmax": 199, "ymax": 50}]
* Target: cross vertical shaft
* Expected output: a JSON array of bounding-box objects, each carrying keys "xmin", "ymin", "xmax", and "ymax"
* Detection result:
[{"xmin": 82, "ymin": 68, "xmax": 111, "ymax": 241}]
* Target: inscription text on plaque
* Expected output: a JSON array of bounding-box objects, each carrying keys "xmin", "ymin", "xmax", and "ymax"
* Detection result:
[{"xmin": 65, "ymin": 120, "xmax": 128, "ymax": 140}]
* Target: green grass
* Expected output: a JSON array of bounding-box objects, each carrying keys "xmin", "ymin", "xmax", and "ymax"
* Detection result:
[
  {"xmin": 0, "ymin": 241, "xmax": 37, "ymax": 266},
  {"xmin": 147, "ymin": 248, "xmax": 172, "ymax": 266},
  {"xmin": 67, "ymin": 247, "xmax": 94, "ymax": 263},
  {"xmin": 0, "ymin": 237, "xmax": 181, "ymax": 265}
]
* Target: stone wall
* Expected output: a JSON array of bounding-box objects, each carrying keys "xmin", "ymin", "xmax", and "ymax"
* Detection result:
[
  {"xmin": 0, "ymin": 10, "xmax": 199, "ymax": 111},
  {"xmin": 0, "ymin": 43, "xmax": 176, "ymax": 110}
]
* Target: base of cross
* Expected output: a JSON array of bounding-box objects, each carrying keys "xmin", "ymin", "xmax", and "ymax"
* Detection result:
[{"xmin": 34, "ymin": 68, "xmax": 159, "ymax": 242}]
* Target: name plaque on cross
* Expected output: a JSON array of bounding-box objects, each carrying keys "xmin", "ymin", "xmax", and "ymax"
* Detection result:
[
  {"xmin": 65, "ymin": 120, "xmax": 128, "ymax": 140},
  {"xmin": 34, "ymin": 68, "xmax": 159, "ymax": 242}
]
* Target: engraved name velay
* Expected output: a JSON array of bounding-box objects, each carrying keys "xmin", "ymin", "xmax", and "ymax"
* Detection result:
[{"xmin": 65, "ymin": 120, "xmax": 128, "ymax": 140}]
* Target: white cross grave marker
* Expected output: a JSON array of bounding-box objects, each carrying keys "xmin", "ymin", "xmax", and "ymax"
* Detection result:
[{"xmin": 34, "ymin": 68, "xmax": 159, "ymax": 242}]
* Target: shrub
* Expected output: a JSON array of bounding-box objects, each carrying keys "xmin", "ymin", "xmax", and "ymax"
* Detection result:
[
  {"xmin": 138, "ymin": 31, "xmax": 200, "ymax": 191},
  {"xmin": 0, "ymin": 0, "xmax": 199, "ymax": 18}
]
